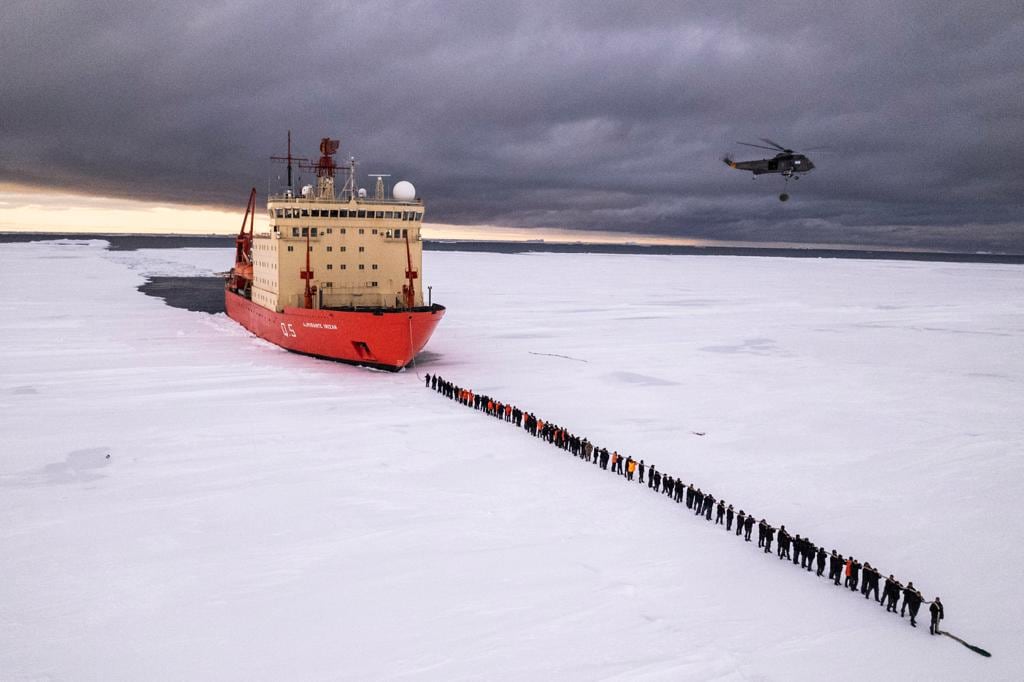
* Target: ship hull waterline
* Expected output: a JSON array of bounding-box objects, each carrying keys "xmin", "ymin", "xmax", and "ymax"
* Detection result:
[{"xmin": 225, "ymin": 288, "xmax": 445, "ymax": 371}]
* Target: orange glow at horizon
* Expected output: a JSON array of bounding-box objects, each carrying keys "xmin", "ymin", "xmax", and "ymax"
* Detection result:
[
  {"xmin": 0, "ymin": 184, "xmax": 716, "ymax": 245},
  {"xmin": 0, "ymin": 183, "xmax": 885, "ymax": 251}
]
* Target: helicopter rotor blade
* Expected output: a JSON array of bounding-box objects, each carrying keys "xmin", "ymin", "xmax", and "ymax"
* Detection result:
[
  {"xmin": 760, "ymin": 138, "xmax": 790, "ymax": 152},
  {"xmin": 737, "ymin": 141, "xmax": 782, "ymax": 151}
]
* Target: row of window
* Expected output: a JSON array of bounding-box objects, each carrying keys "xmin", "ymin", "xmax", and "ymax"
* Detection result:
[
  {"xmin": 287, "ymin": 227, "xmax": 412, "ymax": 239},
  {"xmin": 321, "ymin": 281, "xmax": 379, "ymax": 288},
  {"xmin": 325, "ymin": 263, "xmax": 378, "ymax": 271},
  {"xmin": 286, "ymin": 245, "xmax": 366, "ymax": 253},
  {"xmin": 273, "ymin": 208, "xmax": 422, "ymax": 221}
]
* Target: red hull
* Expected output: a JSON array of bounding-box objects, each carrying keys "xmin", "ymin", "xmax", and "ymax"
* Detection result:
[{"xmin": 225, "ymin": 289, "xmax": 444, "ymax": 370}]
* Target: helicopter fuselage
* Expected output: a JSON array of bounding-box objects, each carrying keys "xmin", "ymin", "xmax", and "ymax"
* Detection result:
[{"xmin": 725, "ymin": 152, "xmax": 814, "ymax": 176}]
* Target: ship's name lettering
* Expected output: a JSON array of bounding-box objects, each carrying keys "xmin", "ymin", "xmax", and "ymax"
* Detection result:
[{"xmin": 301, "ymin": 322, "xmax": 338, "ymax": 330}]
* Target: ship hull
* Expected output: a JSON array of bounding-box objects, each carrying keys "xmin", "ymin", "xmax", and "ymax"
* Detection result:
[{"xmin": 225, "ymin": 288, "xmax": 445, "ymax": 371}]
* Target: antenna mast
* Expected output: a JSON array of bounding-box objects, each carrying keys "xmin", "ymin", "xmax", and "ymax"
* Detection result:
[
  {"xmin": 343, "ymin": 156, "xmax": 358, "ymax": 199},
  {"xmin": 271, "ymin": 130, "xmax": 308, "ymax": 194}
]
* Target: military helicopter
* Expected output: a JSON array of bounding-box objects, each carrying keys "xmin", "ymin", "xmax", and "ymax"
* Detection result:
[{"xmin": 723, "ymin": 139, "xmax": 817, "ymax": 201}]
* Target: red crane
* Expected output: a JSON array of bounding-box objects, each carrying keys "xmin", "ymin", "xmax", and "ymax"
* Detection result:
[{"xmin": 231, "ymin": 187, "xmax": 257, "ymax": 292}]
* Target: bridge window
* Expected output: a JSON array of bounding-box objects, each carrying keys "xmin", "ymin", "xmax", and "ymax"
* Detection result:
[
  {"xmin": 326, "ymin": 246, "xmax": 332, "ymax": 252},
  {"xmin": 327, "ymin": 264, "xmax": 333, "ymax": 270},
  {"xmin": 287, "ymin": 246, "xmax": 294, "ymax": 252},
  {"xmin": 357, "ymin": 210, "xmax": 366, "ymax": 218},
  {"xmin": 340, "ymin": 246, "xmax": 347, "ymax": 252},
  {"xmin": 358, "ymin": 228, "xmax": 364, "ymax": 235},
  {"xmin": 301, "ymin": 227, "xmax": 308, "ymax": 236},
  {"xmin": 292, "ymin": 228, "xmax": 299, "ymax": 237},
  {"xmin": 358, "ymin": 246, "xmax": 365, "ymax": 252},
  {"xmin": 372, "ymin": 264, "xmax": 378, "ymax": 270},
  {"xmin": 311, "ymin": 227, "xmax": 317, "ymax": 237},
  {"xmin": 359, "ymin": 264, "xmax": 365, "ymax": 270},
  {"xmin": 375, "ymin": 211, "xmax": 383, "ymax": 219},
  {"xmin": 370, "ymin": 281, "xmax": 378, "ymax": 287},
  {"xmin": 340, "ymin": 264, "xmax": 346, "ymax": 269},
  {"xmin": 330, "ymin": 210, "xmax": 339, "ymax": 218},
  {"xmin": 372, "ymin": 228, "xmax": 378, "ymax": 234}
]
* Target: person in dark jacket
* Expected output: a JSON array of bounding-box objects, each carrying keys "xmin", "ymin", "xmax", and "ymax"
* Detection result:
[
  {"xmin": 888, "ymin": 578, "xmax": 904, "ymax": 613},
  {"xmin": 848, "ymin": 559, "xmax": 861, "ymax": 592},
  {"xmin": 757, "ymin": 518, "xmax": 767, "ymax": 548},
  {"xmin": 638, "ymin": 460, "xmax": 645, "ymax": 484},
  {"xmin": 831, "ymin": 553, "xmax": 844, "ymax": 586},
  {"xmin": 862, "ymin": 563, "xmax": 880, "ymax": 602},
  {"xmin": 703, "ymin": 494, "xmax": 715, "ymax": 521},
  {"xmin": 801, "ymin": 538, "xmax": 814, "ymax": 570},
  {"xmin": 763, "ymin": 523, "xmax": 775, "ymax": 554},
  {"xmin": 777, "ymin": 526, "xmax": 790, "ymax": 560},
  {"xmin": 881, "ymin": 575, "xmax": 895, "ymax": 610},
  {"xmin": 735, "ymin": 510, "xmax": 746, "ymax": 536},
  {"xmin": 928, "ymin": 597, "xmax": 944, "ymax": 635},
  {"xmin": 902, "ymin": 582, "xmax": 923, "ymax": 626},
  {"xmin": 743, "ymin": 514, "xmax": 754, "ymax": 541},
  {"xmin": 725, "ymin": 504, "xmax": 735, "ymax": 531},
  {"xmin": 715, "ymin": 500, "xmax": 726, "ymax": 525},
  {"xmin": 816, "ymin": 546, "xmax": 827, "ymax": 577}
]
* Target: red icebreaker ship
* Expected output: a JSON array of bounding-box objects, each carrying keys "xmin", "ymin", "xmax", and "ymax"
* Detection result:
[{"xmin": 225, "ymin": 133, "xmax": 444, "ymax": 370}]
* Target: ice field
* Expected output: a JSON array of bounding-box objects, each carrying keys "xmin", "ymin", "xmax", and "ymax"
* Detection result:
[{"xmin": 2, "ymin": 239, "xmax": 1023, "ymax": 680}]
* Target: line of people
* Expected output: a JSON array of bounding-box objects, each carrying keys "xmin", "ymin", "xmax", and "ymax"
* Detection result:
[{"xmin": 425, "ymin": 373, "xmax": 946, "ymax": 636}]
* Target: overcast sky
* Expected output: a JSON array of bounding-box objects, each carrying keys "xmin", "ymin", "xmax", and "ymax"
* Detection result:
[{"xmin": 2, "ymin": 1, "xmax": 1022, "ymax": 251}]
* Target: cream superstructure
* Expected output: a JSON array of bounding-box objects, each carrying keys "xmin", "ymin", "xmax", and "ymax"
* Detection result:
[{"xmin": 250, "ymin": 173, "xmax": 426, "ymax": 312}]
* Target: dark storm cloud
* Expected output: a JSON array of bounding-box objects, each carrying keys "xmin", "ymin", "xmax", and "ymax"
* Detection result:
[{"xmin": 2, "ymin": 1, "xmax": 1023, "ymax": 250}]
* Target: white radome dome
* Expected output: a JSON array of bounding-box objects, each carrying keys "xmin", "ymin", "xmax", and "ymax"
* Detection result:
[
  {"xmin": 392, "ymin": 180, "xmax": 416, "ymax": 202},
  {"xmin": 357, "ymin": 188, "xmax": 367, "ymax": 198}
]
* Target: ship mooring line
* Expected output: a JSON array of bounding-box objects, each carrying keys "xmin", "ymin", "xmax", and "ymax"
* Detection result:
[
  {"xmin": 420, "ymin": 373, "xmax": 983, "ymax": 654},
  {"xmin": 527, "ymin": 351, "xmax": 588, "ymax": 363}
]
